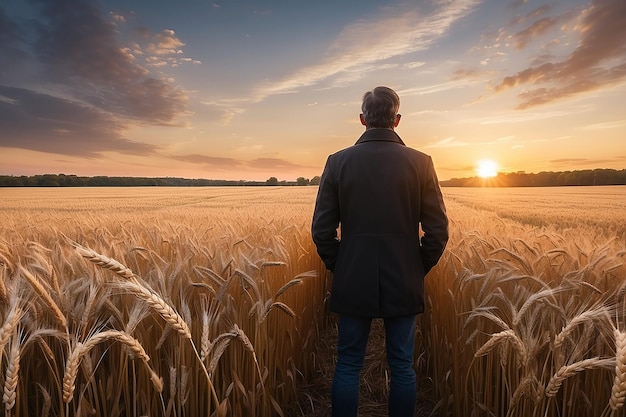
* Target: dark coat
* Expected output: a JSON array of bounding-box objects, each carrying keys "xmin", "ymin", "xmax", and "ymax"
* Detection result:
[{"xmin": 311, "ymin": 128, "xmax": 449, "ymax": 317}]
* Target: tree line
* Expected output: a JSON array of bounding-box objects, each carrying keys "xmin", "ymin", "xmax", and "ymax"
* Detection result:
[
  {"xmin": 1, "ymin": 169, "xmax": 624, "ymax": 188},
  {"xmin": 440, "ymin": 168, "xmax": 626, "ymax": 187},
  {"xmin": 0, "ymin": 174, "xmax": 322, "ymax": 187}
]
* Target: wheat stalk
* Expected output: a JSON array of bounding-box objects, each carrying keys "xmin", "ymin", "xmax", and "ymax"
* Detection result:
[{"xmin": 36, "ymin": 383, "xmax": 51, "ymax": 417}]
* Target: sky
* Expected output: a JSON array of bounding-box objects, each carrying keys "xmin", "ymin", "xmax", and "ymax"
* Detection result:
[{"xmin": 0, "ymin": 0, "xmax": 625, "ymax": 182}]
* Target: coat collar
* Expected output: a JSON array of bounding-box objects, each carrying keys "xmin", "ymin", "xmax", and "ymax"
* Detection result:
[{"xmin": 355, "ymin": 128, "xmax": 405, "ymax": 146}]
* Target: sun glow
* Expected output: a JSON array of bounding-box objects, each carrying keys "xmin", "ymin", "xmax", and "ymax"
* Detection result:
[{"xmin": 476, "ymin": 159, "xmax": 498, "ymax": 178}]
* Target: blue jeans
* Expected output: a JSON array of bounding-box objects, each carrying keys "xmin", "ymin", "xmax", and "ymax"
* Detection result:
[{"xmin": 331, "ymin": 314, "xmax": 417, "ymax": 417}]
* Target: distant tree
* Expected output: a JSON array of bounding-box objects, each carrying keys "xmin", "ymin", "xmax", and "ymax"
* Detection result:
[
  {"xmin": 310, "ymin": 175, "xmax": 321, "ymax": 185},
  {"xmin": 37, "ymin": 174, "xmax": 60, "ymax": 186},
  {"xmin": 296, "ymin": 177, "xmax": 309, "ymax": 186},
  {"xmin": 266, "ymin": 177, "xmax": 279, "ymax": 186}
]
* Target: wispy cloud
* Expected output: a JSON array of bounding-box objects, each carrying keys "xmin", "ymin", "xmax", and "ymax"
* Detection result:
[
  {"xmin": 550, "ymin": 157, "xmax": 621, "ymax": 167},
  {"xmin": 424, "ymin": 134, "xmax": 568, "ymax": 150},
  {"xmin": 248, "ymin": 157, "xmax": 310, "ymax": 171},
  {"xmin": 479, "ymin": 110, "xmax": 572, "ymax": 124},
  {"xmin": 426, "ymin": 137, "xmax": 471, "ymax": 148},
  {"xmin": 171, "ymin": 154, "xmax": 242, "ymax": 169},
  {"xmin": 170, "ymin": 154, "xmax": 311, "ymax": 173},
  {"xmin": 580, "ymin": 119, "xmax": 626, "ymax": 130},
  {"xmin": 237, "ymin": 0, "xmax": 481, "ymax": 104},
  {"xmin": 400, "ymin": 79, "xmax": 478, "ymax": 96}
]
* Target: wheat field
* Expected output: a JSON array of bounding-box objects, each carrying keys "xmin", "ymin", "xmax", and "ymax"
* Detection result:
[{"xmin": 0, "ymin": 185, "xmax": 625, "ymax": 416}]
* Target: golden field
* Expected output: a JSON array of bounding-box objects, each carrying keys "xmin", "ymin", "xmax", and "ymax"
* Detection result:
[{"xmin": 0, "ymin": 185, "xmax": 625, "ymax": 417}]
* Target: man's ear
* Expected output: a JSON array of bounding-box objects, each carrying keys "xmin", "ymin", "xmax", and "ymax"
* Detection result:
[
  {"xmin": 394, "ymin": 114, "xmax": 401, "ymax": 127},
  {"xmin": 360, "ymin": 114, "xmax": 367, "ymax": 126}
]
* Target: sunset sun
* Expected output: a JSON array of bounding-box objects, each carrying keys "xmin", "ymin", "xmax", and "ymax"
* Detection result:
[{"xmin": 476, "ymin": 159, "xmax": 499, "ymax": 178}]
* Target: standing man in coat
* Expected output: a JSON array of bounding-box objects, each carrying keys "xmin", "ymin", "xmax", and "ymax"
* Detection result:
[{"xmin": 311, "ymin": 86, "xmax": 449, "ymax": 417}]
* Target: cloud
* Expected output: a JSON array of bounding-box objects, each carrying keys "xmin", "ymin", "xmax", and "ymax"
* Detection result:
[
  {"xmin": 171, "ymin": 154, "xmax": 242, "ymax": 169},
  {"xmin": 139, "ymin": 28, "xmax": 202, "ymax": 67},
  {"xmin": 494, "ymin": 0, "xmax": 626, "ymax": 109},
  {"xmin": 511, "ymin": 0, "xmax": 530, "ymax": 8},
  {"xmin": 0, "ymin": 6, "xmax": 31, "ymax": 82},
  {"xmin": 238, "ymin": 0, "xmax": 480, "ymax": 103},
  {"xmin": 550, "ymin": 157, "xmax": 620, "ymax": 167},
  {"xmin": 147, "ymin": 29, "xmax": 185, "ymax": 55},
  {"xmin": 170, "ymin": 154, "xmax": 311, "ymax": 173},
  {"xmin": 426, "ymin": 137, "xmax": 471, "ymax": 148},
  {"xmin": 400, "ymin": 79, "xmax": 478, "ymax": 96},
  {"xmin": 200, "ymin": 100, "xmax": 246, "ymax": 124},
  {"xmin": 512, "ymin": 16, "xmax": 559, "ymax": 49},
  {"xmin": 580, "ymin": 120, "xmax": 626, "ymax": 130},
  {"xmin": 405, "ymin": 61, "xmax": 426, "ymax": 69},
  {"xmin": 11, "ymin": 0, "xmax": 190, "ymax": 124},
  {"xmin": 0, "ymin": 86, "xmax": 159, "ymax": 157},
  {"xmin": 0, "ymin": 0, "xmax": 195, "ymax": 160},
  {"xmin": 479, "ymin": 110, "xmax": 571, "ymax": 124},
  {"xmin": 247, "ymin": 158, "xmax": 310, "ymax": 171}
]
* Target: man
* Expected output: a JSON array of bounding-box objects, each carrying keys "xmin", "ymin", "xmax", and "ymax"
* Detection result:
[{"xmin": 311, "ymin": 86, "xmax": 448, "ymax": 417}]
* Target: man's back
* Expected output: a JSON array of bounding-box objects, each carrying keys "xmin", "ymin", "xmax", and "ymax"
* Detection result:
[
  {"xmin": 312, "ymin": 128, "xmax": 448, "ymax": 317},
  {"xmin": 330, "ymin": 129, "xmax": 431, "ymax": 235}
]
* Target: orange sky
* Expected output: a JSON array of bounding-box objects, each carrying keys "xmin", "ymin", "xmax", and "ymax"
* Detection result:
[{"xmin": 1, "ymin": 0, "xmax": 625, "ymax": 181}]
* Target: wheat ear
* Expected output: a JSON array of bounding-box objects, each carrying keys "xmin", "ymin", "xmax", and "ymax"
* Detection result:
[
  {"xmin": 0, "ymin": 307, "xmax": 21, "ymax": 351},
  {"xmin": 509, "ymin": 375, "xmax": 541, "ymax": 411},
  {"xmin": 120, "ymin": 281, "xmax": 191, "ymax": 339},
  {"xmin": 201, "ymin": 310, "xmax": 211, "ymax": 362},
  {"xmin": 2, "ymin": 337, "xmax": 20, "ymax": 412},
  {"xmin": 207, "ymin": 332, "xmax": 237, "ymax": 375},
  {"xmin": 545, "ymin": 357, "xmax": 613, "ymax": 397},
  {"xmin": 274, "ymin": 278, "xmax": 302, "ymax": 299},
  {"xmin": 610, "ymin": 329, "xmax": 626, "ymax": 410},
  {"xmin": 474, "ymin": 329, "xmax": 527, "ymax": 366},
  {"xmin": 72, "ymin": 243, "xmax": 135, "ymax": 280},
  {"xmin": 232, "ymin": 324, "xmax": 265, "ymax": 393},
  {"xmin": 63, "ymin": 330, "xmax": 162, "ymax": 403},
  {"xmin": 554, "ymin": 307, "xmax": 610, "ymax": 349},
  {"xmin": 0, "ymin": 264, "xmax": 7, "ymax": 303},
  {"xmin": 18, "ymin": 266, "xmax": 67, "ymax": 329},
  {"xmin": 70, "ymin": 242, "xmax": 191, "ymax": 339}
]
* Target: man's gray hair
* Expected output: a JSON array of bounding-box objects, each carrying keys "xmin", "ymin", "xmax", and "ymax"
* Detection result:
[{"xmin": 361, "ymin": 86, "xmax": 400, "ymax": 129}]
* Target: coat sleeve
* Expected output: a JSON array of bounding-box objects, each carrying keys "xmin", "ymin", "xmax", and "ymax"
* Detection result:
[
  {"xmin": 419, "ymin": 156, "xmax": 449, "ymax": 274},
  {"xmin": 311, "ymin": 156, "xmax": 341, "ymax": 271}
]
